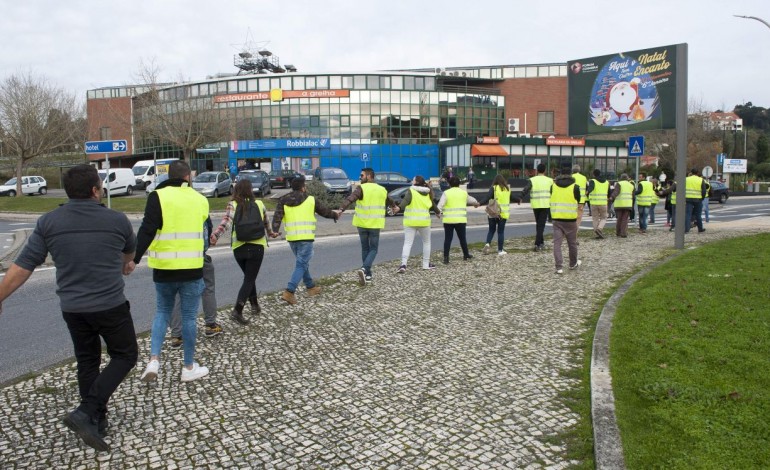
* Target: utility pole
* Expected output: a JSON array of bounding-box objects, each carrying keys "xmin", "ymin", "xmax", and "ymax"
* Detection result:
[{"xmin": 734, "ymin": 15, "xmax": 770, "ymax": 30}]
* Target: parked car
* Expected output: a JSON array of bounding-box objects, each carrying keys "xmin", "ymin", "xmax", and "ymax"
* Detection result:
[
  {"xmin": 269, "ymin": 169, "xmax": 302, "ymax": 188},
  {"xmin": 314, "ymin": 167, "xmax": 352, "ymax": 194},
  {"xmin": 301, "ymin": 169, "xmax": 315, "ymax": 181},
  {"xmin": 708, "ymin": 180, "xmax": 729, "ymax": 203},
  {"xmin": 145, "ymin": 173, "xmax": 169, "ymax": 194},
  {"xmin": 236, "ymin": 170, "xmax": 271, "ymax": 197},
  {"xmin": 386, "ymin": 185, "xmax": 443, "ymax": 216},
  {"xmin": 192, "ymin": 171, "xmax": 232, "ymax": 198},
  {"xmin": 374, "ymin": 171, "xmax": 412, "ymax": 193},
  {"xmin": 0, "ymin": 176, "xmax": 47, "ymax": 197}
]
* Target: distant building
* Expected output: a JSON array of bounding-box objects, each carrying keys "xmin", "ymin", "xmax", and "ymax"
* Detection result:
[{"xmin": 703, "ymin": 111, "xmax": 742, "ymax": 132}]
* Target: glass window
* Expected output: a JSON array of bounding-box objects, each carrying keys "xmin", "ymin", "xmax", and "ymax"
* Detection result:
[
  {"xmin": 227, "ymin": 81, "xmax": 238, "ymax": 93},
  {"xmin": 341, "ymin": 115, "xmax": 350, "ymax": 126},
  {"xmin": 404, "ymin": 76, "xmax": 415, "ymax": 90},
  {"xmin": 320, "ymin": 76, "xmax": 332, "ymax": 89},
  {"xmin": 310, "ymin": 116, "xmax": 320, "ymax": 127},
  {"xmin": 248, "ymin": 79, "xmax": 258, "ymax": 91},
  {"xmin": 526, "ymin": 66, "xmax": 538, "ymax": 78},
  {"xmin": 259, "ymin": 78, "xmax": 269, "ymax": 91},
  {"xmin": 424, "ymin": 77, "xmax": 435, "ymax": 90},
  {"xmin": 281, "ymin": 76, "xmax": 292, "ymax": 89},
  {"xmin": 342, "ymin": 76, "xmax": 354, "ymax": 89},
  {"xmin": 380, "ymin": 76, "xmax": 391, "ymax": 89},
  {"xmin": 280, "ymin": 117, "xmax": 290, "ymax": 128},
  {"xmin": 391, "ymin": 76, "xmax": 403, "ymax": 90},
  {"xmin": 292, "ymin": 76, "xmax": 304, "ymax": 89},
  {"xmin": 270, "ymin": 77, "xmax": 281, "ymax": 89},
  {"xmin": 538, "ymin": 111, "xmax": 554, "ymax": 133},
  {"xmin": 415, "ymin": 77, "xmax": 424, "ymax": 90},
  {"xmin": 306, "ymin": 76, "xmax": 316, "ymax": 89},
  {"xmin": 238, "ymin": 80, "xmax": 248, "ymax": 92},
  {"xmin": 354, "ymin": 75, "xmax": 366, "ymax": 89}
]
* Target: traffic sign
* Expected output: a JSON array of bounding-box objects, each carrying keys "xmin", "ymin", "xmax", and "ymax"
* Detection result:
[
  {"xmin": 717, "ymin": 153, "xmax": 726, "ymax": 165},
  {"xmin": 702, "ymin": 166, "xmax": 713, "ymax": 178},
  {"xmin": 628, "ymin": 136, "xmax": 644, "ymax": 157},
  {"xmin": 361, "ymin": 152, "xmax": 369, "ymax": 162},
  {"xmin": 84, "ymin": 140, "xmax": 127, "ymax": 154}
]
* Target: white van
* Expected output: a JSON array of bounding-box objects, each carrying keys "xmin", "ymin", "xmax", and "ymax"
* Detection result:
[
  {"xmin": 98, "ymin": 168, "xmax": 136, "ymax": 196},
  {"xmin": 132, "ymin": 158, "xmax": 178, "ymax": 189}
]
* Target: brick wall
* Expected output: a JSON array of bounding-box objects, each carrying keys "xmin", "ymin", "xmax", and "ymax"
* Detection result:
[
  {"xmin": 85, "ymin": 97, "xmax": 133, "ymax": 161},
  {"xmin": 498, "ymin": 77, "xmax": 567, "ymax": 135}
]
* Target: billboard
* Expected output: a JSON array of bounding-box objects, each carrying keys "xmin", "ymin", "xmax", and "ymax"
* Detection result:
[
  {"xmin": 568, "ymin": 44, "xmax": 679, "ymax": 136},
  {"xmin": 723, "ymin": 159, "xmax": 747, "ymax": 173}
]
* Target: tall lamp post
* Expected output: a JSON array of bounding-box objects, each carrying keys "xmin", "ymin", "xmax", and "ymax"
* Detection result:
[{"xmin": 734, "ymin": 15, "xmax": 770, "ymax": 30}]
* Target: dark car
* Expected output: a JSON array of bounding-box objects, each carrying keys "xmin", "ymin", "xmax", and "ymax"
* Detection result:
[
  {"xmin": 708, "ymin": 181, "xmax": 729, "ymax": 203},
  {"xmin": 269, "ymin": 169, "xmax": 302, "ymax": 188},
  {"xmin": 314, "ymin": 167, "xmax": 352, "ymax": 194},
  {"xmin": 236, "ymin": 170, "xmax": 271, "ymax": 197},
  {"xmin": 386, "ymin": 185, "xmax": 443, "ymax": 216},
  {"xmin": 374, "ymin": 171, "xmax": 412, "ymax": 193}
]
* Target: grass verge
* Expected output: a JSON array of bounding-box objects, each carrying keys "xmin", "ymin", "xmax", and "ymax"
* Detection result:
[
  {"xmin": 611, "ymin": 233, "xmax": 770, "ymax": 468},
  {"xmin": 0, "ymin": 195, "xmax": 276, "ymax": 214}
]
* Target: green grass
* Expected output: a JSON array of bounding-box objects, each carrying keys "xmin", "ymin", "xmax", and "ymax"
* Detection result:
[
  {"xmin": 0, "ymin": 195, "xmax": 276, "ymax": 214},
  {"xmin": 611, "ymin": 233, "xmax": 770, "ymax": 469}
]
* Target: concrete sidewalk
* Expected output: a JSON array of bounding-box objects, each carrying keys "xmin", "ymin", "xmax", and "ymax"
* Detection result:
[{"xmin": 0, "ymin": 206, "xmax": 767, "ymax": 468}]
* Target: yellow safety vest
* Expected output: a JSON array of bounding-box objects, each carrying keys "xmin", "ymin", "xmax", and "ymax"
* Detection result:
[
  {"xmin": 589, "ymin": 179, "xmax": 609, "ymax": 206},
  {"xmin": 615, "ymin": 180, "xmax": 634, "ymax": 208},
  {"xmin": 148, "ymin": 186, "xmax": 208, "ymax": 270},
  {"xmin": 231, "ymin": 199, "xmax": 268, "ymax": 250},
  {"xmin": 530, "ymin": 175, "xmax": 553, "ymax": 209},
  {"xmin": 353, "ymin": 182, "xmax": 387, "ymax": 229},
  {"xmin": 685, "ymin": 175, "xmax": 703, "ymax": 200},
  {"xmin": 442, "ymin": 187, "xmax": 468, "ymax": 224},
  {"xmin": 637, "ymin": 180, "xmax": 654, "ymax": 207},
  {"xmin": 494, "ymin": 186, "xmax": 511, "ymax": 220},
  {"xmin": 572, "ymin": 172, "xmax": 588, "ymax": 203},
  {"xmin": 550, "ymin": 183, "xmax": 578, "ymax": 220},
  {"xmin": 403, "ymin": 188, "xmax": 433, "ymax": 227},
  {"xmin": 284, "ymin": 196, "xmax": 317, "ymax": 241}
]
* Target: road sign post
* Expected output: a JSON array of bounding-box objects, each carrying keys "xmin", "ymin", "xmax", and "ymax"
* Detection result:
[{"xmin": 84, "ymin": 140, "xmax": 128, "ymax": 208}]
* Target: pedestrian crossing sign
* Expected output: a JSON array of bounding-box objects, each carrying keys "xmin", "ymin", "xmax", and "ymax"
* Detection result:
[{"xmin": 628, "ymin": 136, "xmax": 644, "ymax": 157}]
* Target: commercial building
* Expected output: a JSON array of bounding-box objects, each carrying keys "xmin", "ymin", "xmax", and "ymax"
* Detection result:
[{"xmin": 86, "ymin": 63, "xmax": 632, "ymax": 183}]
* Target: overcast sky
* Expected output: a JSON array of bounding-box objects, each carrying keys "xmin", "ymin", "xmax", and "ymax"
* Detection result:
[{"xmin": 1, "ymin": 0, "xmax": 767, "ymax": 113}]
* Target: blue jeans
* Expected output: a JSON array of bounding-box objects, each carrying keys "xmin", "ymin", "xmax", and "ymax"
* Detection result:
[
  {"xmin": 150, "ymin": 279, "xmax": 204, "ymax": 366},
  {"xmin": 486, "ymin": 217, "xmax": 507, "ymax": 252},
  {"xmin": 702, "ymin": 198, "xmax": 710, "ymax": 222},
  {"xmin": 685, "ymin": 200, "xmax": 704, "ymax": 232},
  {"xmin": 357, "ymin": 227, "xmax": 380, "ymax": 276},
  {"xmin": 288, "ymin": 241, "xmax": 315, "ymax": 293},
  {"xmin": 637, "ymin": 206, "xmax": 649, "ymax": 230}
]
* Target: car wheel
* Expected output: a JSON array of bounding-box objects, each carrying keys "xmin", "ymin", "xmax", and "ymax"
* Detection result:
[
  {"xmin": 126, "ymin": 186, "xmax": 133, "ymax": 196},
  {"xmin": 719, "ymin": 193, "xmax": 727, "ymax": 204},
  {"xmin": 8, "ymin": 190, "xmax": 16, "ymax": 197},
  {"xmin": 39, "ymin": 187, "xmax": 47, "ymax": 195},
  {"xmin": 213, "ymin": 189, "xmax": 219, "ymax": 198}
]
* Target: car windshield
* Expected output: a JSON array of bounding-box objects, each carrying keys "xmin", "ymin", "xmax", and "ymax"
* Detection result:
[
  {"xmin": 98, "ymin": 171, "xmax": 107, "ymax": 181},
  {"xmin": 322, "ymin": 169, "xmax": 347, "ymax": 179},
  {"xmin": 132, "ymin": 166, "xmax": 149, "ymax": 176},
  {"xmin": 4, "ymin": 178, "xmax": 17, "ymax": 185},
  {"xmin": 194, "ymin": 173, "xmax": 217, "ymax": 183}
]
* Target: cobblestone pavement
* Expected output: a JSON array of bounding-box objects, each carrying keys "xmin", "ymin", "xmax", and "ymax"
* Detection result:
[{"xmin": 0, "ymin": 218, "xmax": 763, "ymax": 469}]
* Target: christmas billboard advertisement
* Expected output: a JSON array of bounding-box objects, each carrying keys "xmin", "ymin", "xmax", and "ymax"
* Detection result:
[{"xmin": 568, "ymin": 44, "xmax": 678, "ymax": 136}]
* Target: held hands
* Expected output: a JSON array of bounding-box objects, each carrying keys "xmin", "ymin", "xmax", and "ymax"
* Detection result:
[
  {"xmin": 209, "ymin": 235, "xmax": 218, "ymax": 246},
  {"xmin": 269, "ymin": 231, "xmax": 281, "ymax": 239},
  {"xmin": 123, "ymin": 261, "xmax": 136, "ymax": 276},
  {"xmin": 390, "ymin": 206, "xmax": 400, "ymax": 215}
]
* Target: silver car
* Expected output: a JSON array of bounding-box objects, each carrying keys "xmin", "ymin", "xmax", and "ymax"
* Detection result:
[{"xmin": 192, "ymin": 171, "xmax": 232, "ymax": 198}]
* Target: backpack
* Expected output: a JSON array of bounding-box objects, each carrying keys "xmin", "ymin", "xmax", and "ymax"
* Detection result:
[
  {"xmin": 485, "ymin": 198, "xmax": 501, "ymax": 218},
  {"xmin": 233, "ymin": 200, "xmax": 265, "ymax": 241}
]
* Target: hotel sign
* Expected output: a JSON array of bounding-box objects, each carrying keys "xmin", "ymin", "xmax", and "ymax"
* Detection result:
[{"xmin": 214, "ymin": 89, "xmax": 351, "ymax": 104}]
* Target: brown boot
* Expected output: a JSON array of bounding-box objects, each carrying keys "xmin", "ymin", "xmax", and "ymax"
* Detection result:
[
  {"xmin": 306, "ymin": 286, "xmax": 321, "ymax": 297},
  {"xmin": 230, "ymin": 302, "xmax": 249, "ymax": 325},
  {"xmin": 248, "ymin": 296, "xmax": 261, "ymax": 314},
  {"xmin": 281, "ymin": 290, "xmax": 297, "ymax": 305}
]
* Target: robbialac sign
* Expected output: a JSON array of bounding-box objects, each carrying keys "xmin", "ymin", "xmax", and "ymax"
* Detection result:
[
  {"xmin": 231, "ymin": 138, "xmax": 331, "ymax": 151},
  {"xmin": 568, "ymin": 44, "xmax": 678, "ymax": 136}
]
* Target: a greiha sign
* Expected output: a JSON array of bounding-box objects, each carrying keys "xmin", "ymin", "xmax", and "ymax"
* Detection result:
[{"xmin": 568, "ymin": 44, "xmax": 679, "ymax": 136}]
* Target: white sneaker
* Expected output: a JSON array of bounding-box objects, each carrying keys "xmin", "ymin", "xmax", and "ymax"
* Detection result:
[
  {"xmin": 569, "ymin": 260, "xmax": 582, "ymax": 270},
  {"xmin": 555, "ymin": 268, "xmax": 564, "ymax": 274},
  {"xmin": 140, "ymin": 360, "xmax": 159, "ymax": 383},
  {"xmin": 181, "ymin": 362, "xmax": 209, "ymax": 382},
  {"xmin": 483, "ymin": 244, "xmax": 490, "ymax": 255},
  {"xmin": 498, "ymin": 250, "xmax": 507, "ymax": 255}
]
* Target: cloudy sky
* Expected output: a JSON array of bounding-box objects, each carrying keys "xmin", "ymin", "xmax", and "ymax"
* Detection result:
[{"xmin": 1, "ymin": 0, "xmax": 767, "ymax": 112}]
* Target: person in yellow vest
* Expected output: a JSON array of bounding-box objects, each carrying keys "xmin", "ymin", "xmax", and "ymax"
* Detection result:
[
  {"xmin": 634, "ymin": 172, "xmax": 655, "ymax": 233},
  {"xmin": 684, "ymin": 168, "xmax": 708, "ymax": 233},
  {"xmin": 649, "ymin": 177, "xmax": 661, "ymax": 224},
  {"xmin": 397, "ymin": 175, "xmax": 441, "ymax": 272},
  {"xmin": 550, "ymin": 167, "xmax": 582, "ymax": 274},
  {"xmin": 135, "ymin": 160, "xmax": 211, "ymax": 383},
  {"xmin": 210, "ymin": 179, "xmax": 279, "ymax": 325},
  {"xmin": 521, "ymin": 163, "xmax": 553, "ymax": 251},
  {"xmin": 656, "ymin": 178, "xmax": 678, "ymax": 231},
  {"xmin": 437, "ymin": 176, "xmax": 479, "ymax": 264},
  {"xmin": 272, "ymin": 176, "xmax": 339, "ymax": 305},
  {"xmin": 609, "ymin": 173, "xmax": 635, "ymax": 238},
  {"xmin": 481, "ymin": 174, "xmax": 521, "ymax": 255},
  {"xmin": 572, "ymin": 164, "xmax": 588, "ymax": 229},
  {"xmin": 336, "ymin": 168, "xmax": 400, "ymax": 285},
  {"xmin": 586, "ymin": 168, "xmax": 610, "ymax": 239}
]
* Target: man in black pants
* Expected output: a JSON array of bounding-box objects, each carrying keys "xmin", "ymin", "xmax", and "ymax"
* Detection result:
[{"xmin": 0, "ymin": 165, "xmax": 137, "ymax": 452}]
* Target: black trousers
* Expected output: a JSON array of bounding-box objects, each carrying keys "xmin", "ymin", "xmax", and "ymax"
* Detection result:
[
  {"xmin": 234, "ymin": 243, "xmax": 265, "ymax": 305},
  {"xmin": 533, "ymin": 208, "xmax": 550, "ymax": 247},
  {"xmin": 443, "ymin": 223, "xmax": 469, "ymax": 257},
  {"xmin": 62, "ymin": 301, "xmax": 138, "ymax": 420}
]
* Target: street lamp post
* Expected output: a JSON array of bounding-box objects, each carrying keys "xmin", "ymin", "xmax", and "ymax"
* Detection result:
[{"xmin": 734, "ymin": 15, "xmax": 770, "ymax": 30}]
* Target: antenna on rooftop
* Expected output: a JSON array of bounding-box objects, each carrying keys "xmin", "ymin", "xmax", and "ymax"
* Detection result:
[{"xmin": 231, "ymin": 29, "xmax": 296, "ymax": 75}]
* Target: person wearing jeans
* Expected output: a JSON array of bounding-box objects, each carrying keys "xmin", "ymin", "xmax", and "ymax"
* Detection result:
[
  {"xmin": 0, "ymin": 164, "xmax": 138, "ymax": 452},
  {"xmin": 635, "ymin": 172, "xmax": 654, "ymax": 234},
  {"xmin": 271, "ymin": 176, "xmax": 338, "ymax": 304},
  {"xmin": 481, "ymin": 174, "xmax": 519, "ymax": 255},
  {"xmin": 336, "ymin": 168, "xmax": 399, "ymax": 285},
  {"xmin": 134, "ymin": 161, "xmax": 210, "ymax": 384}
]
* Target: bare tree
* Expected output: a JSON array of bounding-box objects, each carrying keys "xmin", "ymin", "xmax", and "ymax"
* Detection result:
[
  {"xmin": 131, "ymin": 59, "xmax": 231, "ymax": 161},
  {"xmin": 0, "ymin": 72, "xmax": 83, "ymax": 196}
]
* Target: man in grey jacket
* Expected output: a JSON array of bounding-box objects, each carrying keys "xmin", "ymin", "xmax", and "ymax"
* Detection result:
[{"xmin": 0, "ymin": 165, "xmax": 137, "ymax": 452}]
